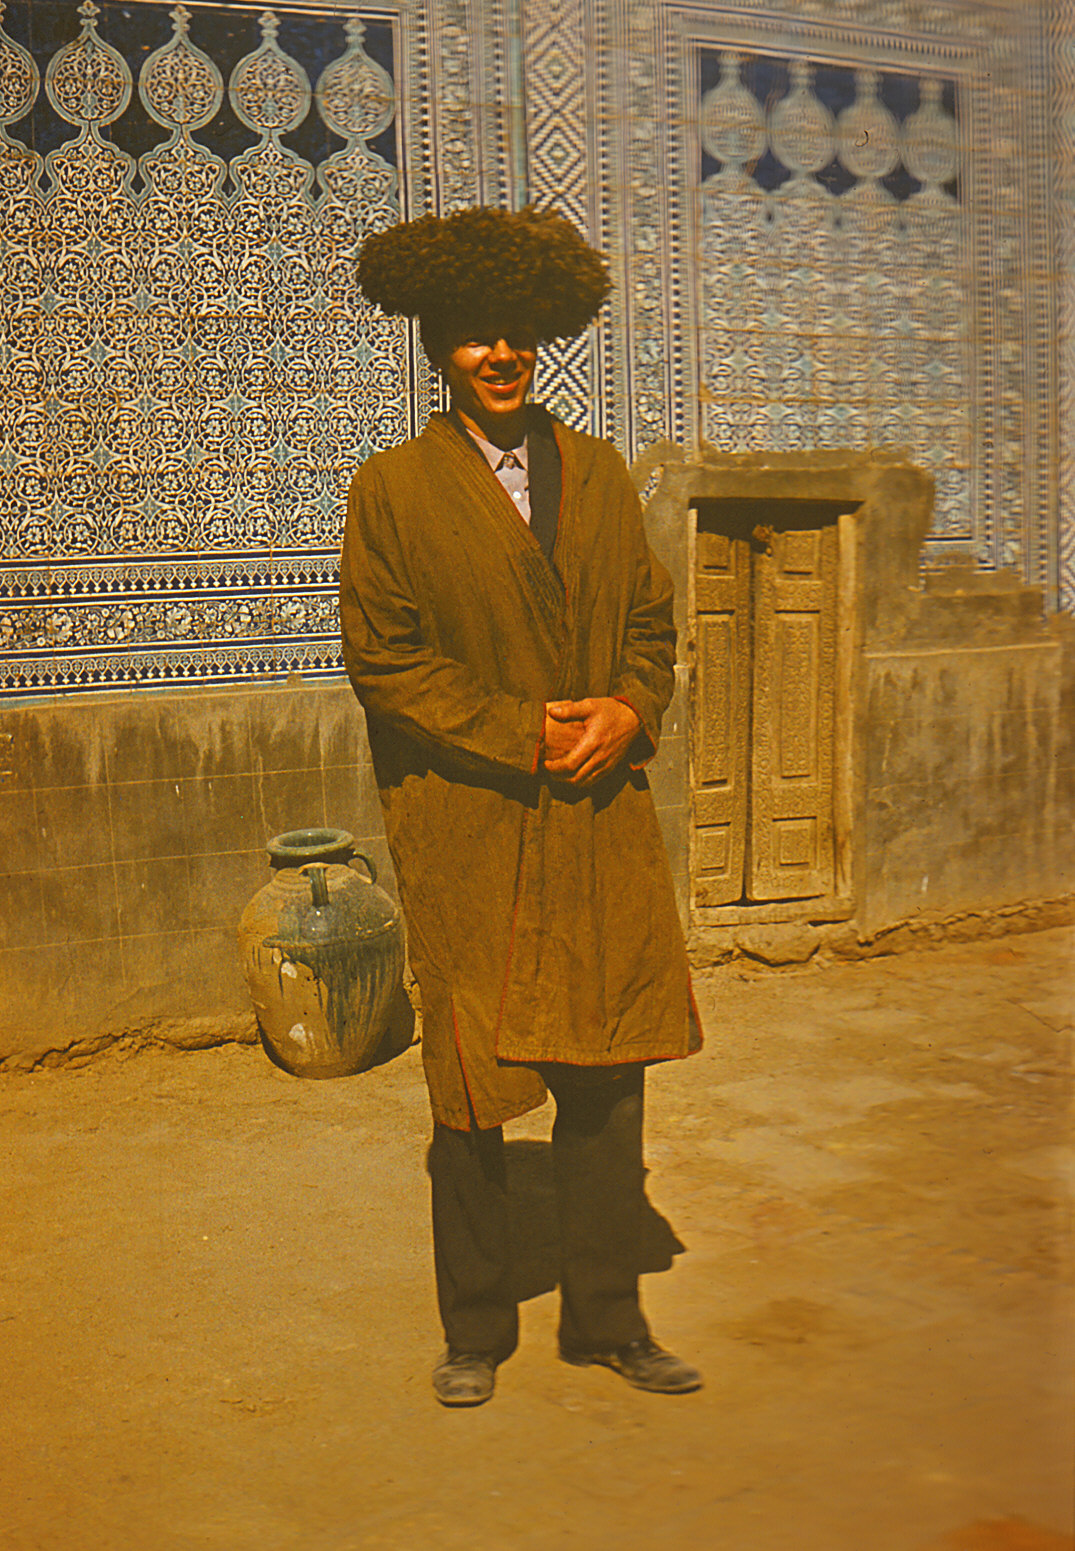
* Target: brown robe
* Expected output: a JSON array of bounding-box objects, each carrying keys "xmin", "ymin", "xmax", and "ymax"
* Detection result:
[{"xmin": 339, "ymin": 407, "xmax": 698, "ymax": 1129}]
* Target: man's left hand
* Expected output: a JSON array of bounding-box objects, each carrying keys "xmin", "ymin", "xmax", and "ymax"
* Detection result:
[{"xmin": 542, "ymin": 698, "xmax": 641, "ymax": 786}]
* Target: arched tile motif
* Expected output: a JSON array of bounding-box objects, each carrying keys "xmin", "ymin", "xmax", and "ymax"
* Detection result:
[{"xmin": 698, "ymin": 52, "xmax": 969, "ymax": 537}]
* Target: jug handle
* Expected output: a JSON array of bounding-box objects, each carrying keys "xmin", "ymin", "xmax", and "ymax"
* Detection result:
[
  {"xmin": 347, "ymin": 851, "xmax": 378, "ymax": 886},
  {"xmin": 303, "ymin": 863, "xmax": 331, "ymax": 907}
]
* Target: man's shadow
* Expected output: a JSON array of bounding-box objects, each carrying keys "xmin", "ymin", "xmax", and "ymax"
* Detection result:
[
  {"xmin": 364, "ymin": 1004, "xmax": 687, "ymax": 1295},
  {"xmin": 503, "ymin": 1139, "xmax": 686, "ymax": 1302}
]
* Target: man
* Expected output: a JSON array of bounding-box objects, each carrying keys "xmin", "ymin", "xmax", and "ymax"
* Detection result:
[{"xmin": 340, "ymin": 206, "xmax": 702, "ymax": 1406}]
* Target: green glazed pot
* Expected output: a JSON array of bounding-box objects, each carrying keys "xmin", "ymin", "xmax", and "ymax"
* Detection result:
[{"xmin": 238, "ymin": 827, "xmax": 405, "ymax": 1078}]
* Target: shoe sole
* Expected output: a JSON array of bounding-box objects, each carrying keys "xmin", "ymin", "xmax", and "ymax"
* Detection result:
[
  {"xmin": 560, "ymin": 1350, "xmax": 702, "ymax": 1394},
  {"xmin": 434, "ymin": 1388, "xmax": 494, "ymax": 1407}
]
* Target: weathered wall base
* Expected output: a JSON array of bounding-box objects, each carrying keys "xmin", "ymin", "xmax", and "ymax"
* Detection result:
[
  {"xmin": 0, "ymin": 1015, "xmax": 259, "ymax": 1074},
  {"xmin": 688, "ymin": 892, "xmax": 1075, "ymax": 971},
  {"xmin": 859, "ymin": 592, "xmax": 1075, "ymax": 937},
  {"xmin": 9, "ymin": 890, "xmax": 1073, "ymax": 1073}
]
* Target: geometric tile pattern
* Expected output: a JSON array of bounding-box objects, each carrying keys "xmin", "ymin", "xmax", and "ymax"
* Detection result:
[
  {"xmin": 522, "ymin": 0, "xmax": 603, "ymax": 436},
  {"xmin": 560, "ymin": 0, "xmax": 1065, "ymax": 601},
  {"xmin": 645, "ymin": 3, "xmax": 1065, "ymax": 598},
  {"xmin": 1054, "ymin": 0, "xmax": 1075, "ymax": 611}
]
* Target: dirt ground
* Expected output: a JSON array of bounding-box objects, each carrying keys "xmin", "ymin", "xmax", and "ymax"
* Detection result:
[{"xmin": 2, "ymin": 927, "xmax": 1073, "ymax": 1551}]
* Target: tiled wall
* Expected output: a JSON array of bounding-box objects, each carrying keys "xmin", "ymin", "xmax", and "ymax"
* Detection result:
[
  {"xmin": 0, "ymin": 0, "xmax": 1070, "ymax": 706},
  {"xmin": 0, "ymin": 681, "xmax": 389, "ymax": 1064}
]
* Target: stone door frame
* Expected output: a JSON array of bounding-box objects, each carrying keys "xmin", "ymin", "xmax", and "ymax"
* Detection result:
[{"xmin": 639, "ymin": 446, "xmax": 935, "ymax": 942}]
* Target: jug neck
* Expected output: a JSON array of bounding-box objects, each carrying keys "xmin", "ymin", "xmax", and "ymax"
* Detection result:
[{"xmin": 266, "ymin": 827, "xmax": 356, "ymax": 870}]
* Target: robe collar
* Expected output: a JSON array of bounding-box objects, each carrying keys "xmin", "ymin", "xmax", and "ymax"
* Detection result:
[{"xmin": 423, "ymin": 407, "xmax": 570, "ymax": 646}]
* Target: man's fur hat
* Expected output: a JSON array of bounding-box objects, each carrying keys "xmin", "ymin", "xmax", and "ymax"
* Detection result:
[{"xmin": 357, "ymin": 205, "xmax": 611, "ymax": 354}]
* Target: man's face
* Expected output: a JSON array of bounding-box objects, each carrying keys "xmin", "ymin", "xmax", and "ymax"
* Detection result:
[{"xmin": 441, "ymin": 325, "xmax": 538, "ymax": 426}]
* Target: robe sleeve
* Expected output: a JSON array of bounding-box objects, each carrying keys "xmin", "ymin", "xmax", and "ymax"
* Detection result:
[
  {"xmin": 340, "ymin": 462, "xmax": 546, "ymax": 776},
  {"xmin": 607, "ymin": 462, "xmax": 678, "ymax": 768}
]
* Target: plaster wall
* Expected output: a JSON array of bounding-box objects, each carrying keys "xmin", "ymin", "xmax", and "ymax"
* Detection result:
[
  {"xmin": 0, "ymin": 682, "xmax": 388, "ymax": 1065},
  {"xmin": 860, "ymin": 636, "xmax": 1072, "ymax": 934},
  {"xmin": 855, "ymin": 516, "xmax": 1075, "ymax": 940}
]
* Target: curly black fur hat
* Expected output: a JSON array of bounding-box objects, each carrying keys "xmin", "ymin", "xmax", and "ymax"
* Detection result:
[{"xmin": 357, "ymin": 205, "xmax": 611, "ymax": 353}]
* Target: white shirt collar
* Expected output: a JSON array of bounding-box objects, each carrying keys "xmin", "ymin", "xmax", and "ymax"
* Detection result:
[{"xmin": 465, "ymin": 426, "xmax": 529, "ymax": 472}]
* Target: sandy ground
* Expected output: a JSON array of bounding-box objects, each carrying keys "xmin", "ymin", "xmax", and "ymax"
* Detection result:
[{"xmin": 1, "ymin": 927, "xmax": 1073, "ymax": 1551}]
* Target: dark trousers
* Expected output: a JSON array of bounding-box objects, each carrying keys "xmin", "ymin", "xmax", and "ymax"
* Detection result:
[{"xmin": 427, "ymin": 1063, "xmax": 650, "ymax": 1360}]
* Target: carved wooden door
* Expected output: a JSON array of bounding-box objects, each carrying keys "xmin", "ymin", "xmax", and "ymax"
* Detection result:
[
  {"xmin": 749, "ymin": 524, "xmax": 838, "ymax": 899},
  {"xmin": 691, "ymin": 528, "xmax": 751, "ymax": 906},
  {"xmin": 691, "ymin": 509, "xmax": 839, "ymax": 907}
]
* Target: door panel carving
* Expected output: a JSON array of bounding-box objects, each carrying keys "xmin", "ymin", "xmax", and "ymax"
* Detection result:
[
  {"xmin": 751, "ymin": 524, "xmax": 838, "ymax": 899},
  {"xmin": 691, "ymin": 528, "xmax": 750, "ymax": 906}
]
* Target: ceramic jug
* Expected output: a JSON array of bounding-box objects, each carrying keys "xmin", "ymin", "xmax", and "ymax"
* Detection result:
[{"xmin": 239, "ymin": 827, "xmax": 404, "ymax": 1078}]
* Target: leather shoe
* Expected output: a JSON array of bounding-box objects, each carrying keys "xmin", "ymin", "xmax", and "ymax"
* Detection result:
[
  {"xmin": 560, "ymin": 1337, "xmax": 702, "ymax": 1394},
  {"xmin": 432, "ymin": 1349, "xmax": 497, "ymax": 1407}
]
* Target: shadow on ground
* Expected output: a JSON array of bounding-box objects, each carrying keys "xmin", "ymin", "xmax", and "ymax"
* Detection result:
[{"xmin": 503, "ymin": 1138, "xmax": 685, "ymax": 1302}]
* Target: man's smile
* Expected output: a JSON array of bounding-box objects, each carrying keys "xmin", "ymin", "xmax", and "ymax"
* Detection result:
[{"xmin": 441, "ymin": 327, "xmax": 539, "ymax": 439}]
